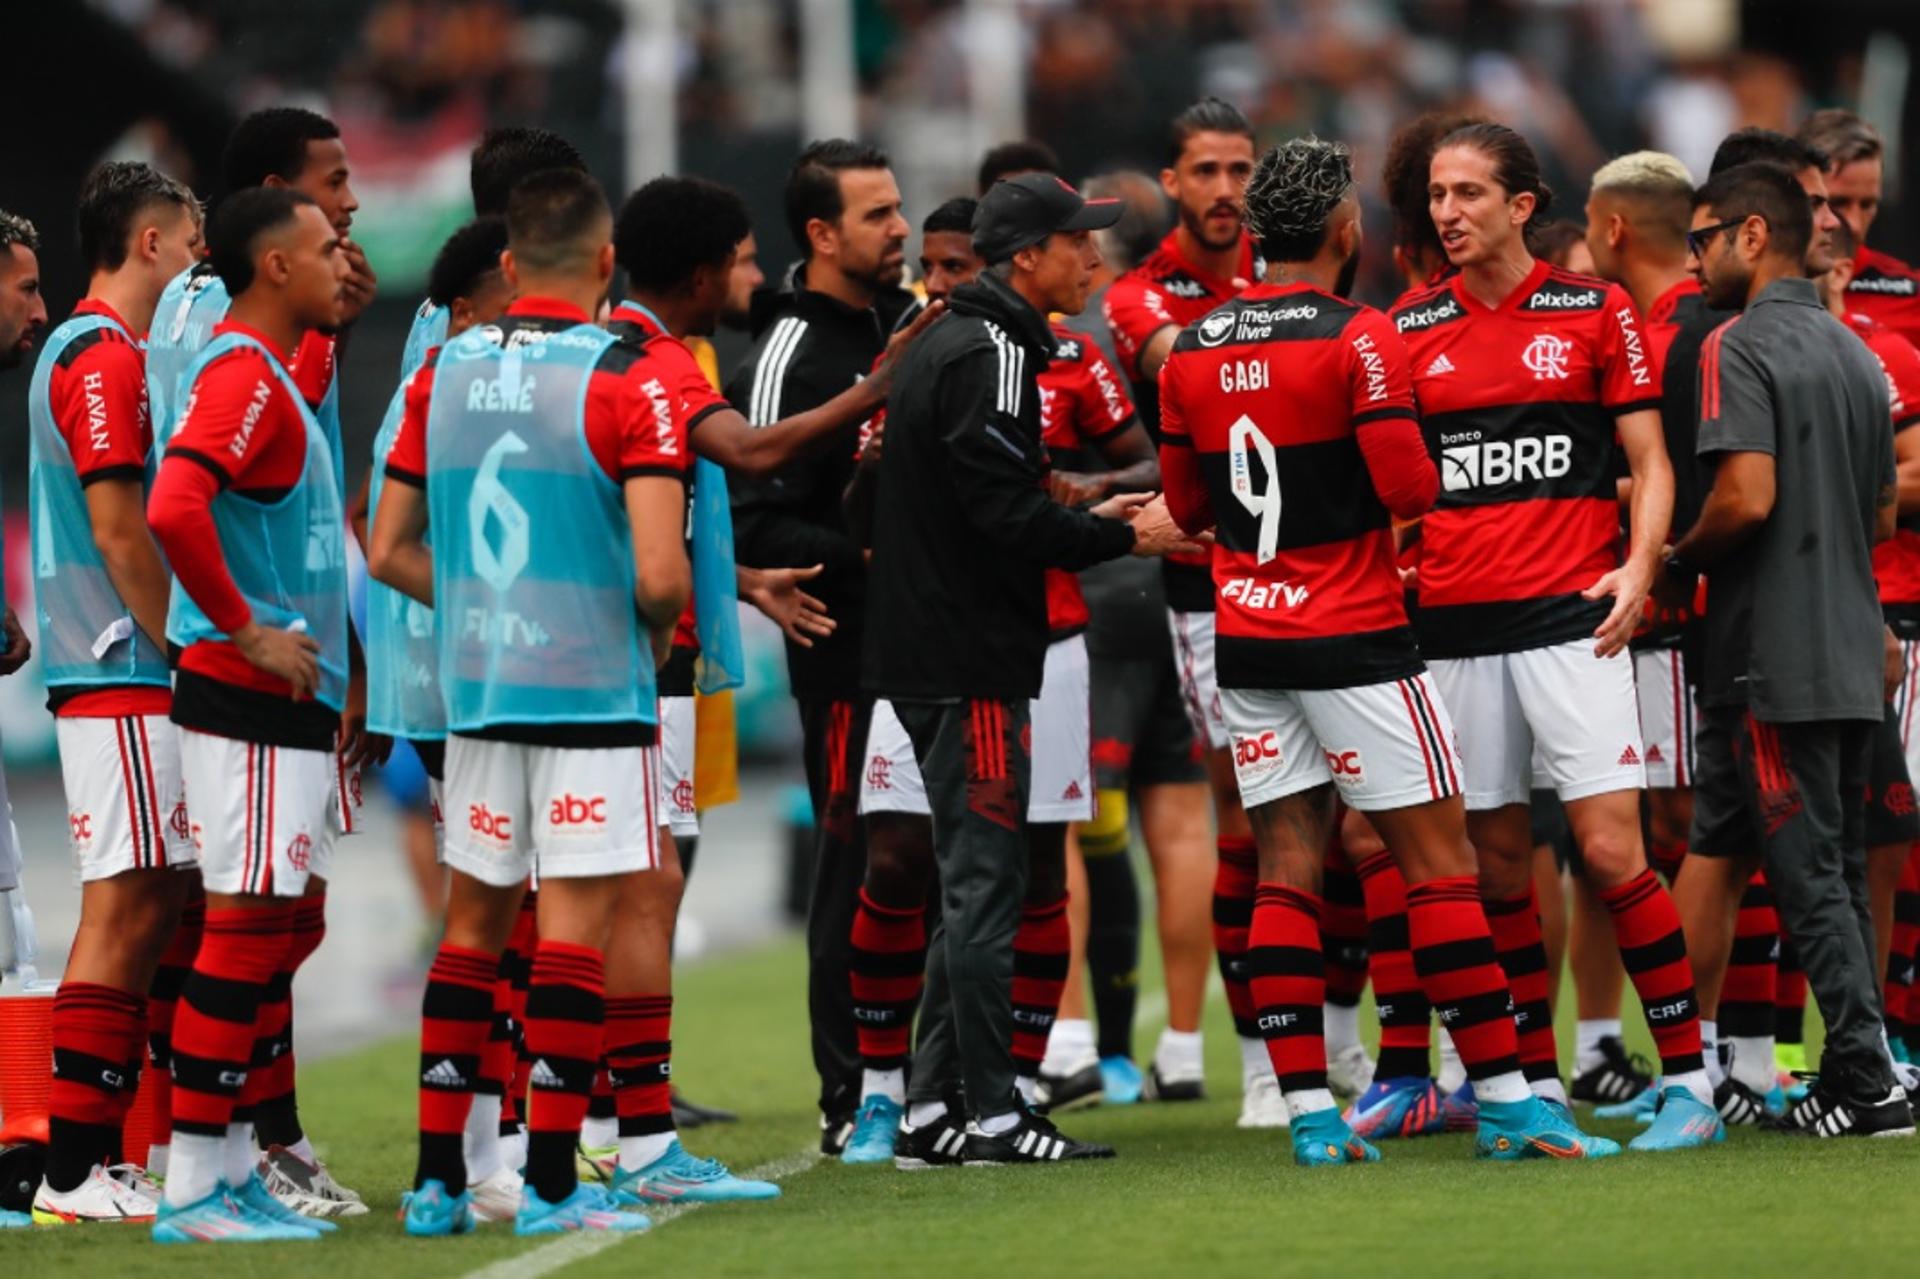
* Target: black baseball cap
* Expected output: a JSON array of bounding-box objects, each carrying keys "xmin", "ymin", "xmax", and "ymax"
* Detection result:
[{"xmin": 972, "ymin": 172, "xmax": 1122, "ymax": 263}]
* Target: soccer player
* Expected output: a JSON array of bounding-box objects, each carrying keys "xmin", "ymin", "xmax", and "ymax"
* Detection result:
[
  {"xmin": 368, "ymin": 169, "xmax": 682, "ymax": 1233},
  {"xmin": 1574, "ymin": 150, "xmax": 1706, "ymax": 1104},
  {"xmin": 1800, "ymin": 109, "xmax": 1920, "ymax": 348},
  {"xmin": 26, "ymin": 162, "xmax": 201, "ymax": 1225},
  {"xmin": 1159, "ymin": 135, "xmax": 1637, "ymax": 1164},
  {"xmin": 1662, "ymin": 160, "xmax": 1911, "ymax": 1137},
  {"xmin": 1105, "ymin": 97, "xmax": 1305, "ymax": 1105},
  {"xmin": 145, "ymin": 107, "xmax": 382, "ymax": 1215},
  {"xmin": 362, "ymin": 216, "xmax": 522, "ymax": 1221},
  {"xmin": 1394, "ymin": 122, "xmax": 1719, "ymax": 1147},
  {"xmin": 143, "ymin": 186, "xmax": 352, "ymax": 1243},
  {"xmin": 726, "ymin": 139, "xmax": 917, "ymax": 1153}
]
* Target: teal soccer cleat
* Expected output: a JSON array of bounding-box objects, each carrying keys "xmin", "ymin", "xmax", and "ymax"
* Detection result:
[
  {"xmin": 516, "ymin": 1183, "xmax": 650, "ymax": 1236},
  {"xmin": 841, "ymin": 1096, "xmax": 904, "ymax": 1164},
  {"xmin": 1290, "ymin": 1107, "xmax": 1381, "ymax": 1167},
  {"xmin": 1629, "ymin": 1086, "xmax": 1727, "ymax": 1152},
  {"xmin": 152, "ymin": 1183, "xmax": 321, "ymax": 1244},
  {"xmin": 1476, "ymin": 1096, "xmax": 1622, "ymax": 1161},
  {"xmin": 400, "ymin": 1178, "xmax": 476, "ymax": 1237},
  {"xmin": 611, "ymin": 1142, "xmax": 781, "ymax": 1205}
]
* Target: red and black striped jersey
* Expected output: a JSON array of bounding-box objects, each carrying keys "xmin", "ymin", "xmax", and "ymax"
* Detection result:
[
  {"xmin": 1391, "ymin": 259, "xmax": 1659, "ymax": 658},
  {"xmin": 1038, "ymin": 324, "xmax": 1135, "ymax": 640},
  {"xmin": 1643, "ymin": 276, "xmax": 1703, "ymax": 375},
  {"xmin": 1846, "ymin": 245, "xmax": 1920, "ymax": 351},
  {"xmin": 1848, "ymin": 310, "xmax": 1920, "ymax": 611},
  {"xmin": 1159, "ymin": 282, "xmax": 1429, "ymax": 690},
  {"xmin": 1104, "ymin": 228, "xmax": 1258, "ymax": 611}
]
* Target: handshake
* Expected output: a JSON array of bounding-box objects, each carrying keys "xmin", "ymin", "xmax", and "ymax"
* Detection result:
[{"xmin": 1090, "ymin": 492, "xmax": 1211, "ymax": 559}]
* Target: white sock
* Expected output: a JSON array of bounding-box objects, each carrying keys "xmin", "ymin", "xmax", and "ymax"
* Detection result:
[
  {"xmin": 1015, "ymin": 1074, "xmax": 1038, "ymax": 1106},
  {"xmin": 1728, "ymin": 1035, "xmax": 1776, "ymax": 1094},
  {"xmin": 1475, "ymin": 1070, "xmax": 1531, "ymax": 1104},
  {"xmin": 1043, "ymin": 1018, "xmax": 1096, "ymax": 1073},
  {"xmin": 465, "ymin": 1094, "xmax": 503, "ymax": 1183},
  {"xmin": 906, "ymin": 1099, "xmax": 947, "ymax": 1128},
  {"xmin": 146, "ymin": 1142, "xmax": 170, "ymax": 1178},
  {"xmin": 164, "ymin": 1132, "xmax": 224, "ymax": 1208},
  {"xmin": 224, "ymin": 1120, "xmax": 256, "ymax": 1188},
  {"xmin": 1700, "ymin": 1019, "xmax": 1725, "ymax": 1087},
  {"xmin": 1667, "ymin": 1067, "xmax": 1713, "ymax": 1108},
  {"xmin": 1437, "ymin": 1029, "xmax": 1465, "ymax": 1093},
  {"xmin": 1156, "ymin": 1027, "xmax": 1204, "ymax": 1077},
  {"xmin": 975, "ymin": 1109, "xmax": 1020, "ymax": 1136},
  {"xmin": 1530, "ymin": 1076, "xmax": 1569, "ymax": 1106},
  {"xmin": 1283, "ymin": 1087, "xmax": 1336, "ymax": 1120},
  {"xmin": 619, "ymin": 1131, "xmax": 675, "ymax": 1172},
  {"xmin": 1238, "ymin": 1035, "xmax": 1272, "ymax": 1087},
  {"xmin": 862, "ymin": 1067, "xmax": 907, "ymax": 1105},
  {"xmin": 284, "ymin": 1135, "xmax": 317, "ymax": 1166},
  {"xmin": 500, "ymin": 1128, "xmax": 527, "ymax": 1173},
  {"xmin": 1324, "ymin": 1003, "xmax": 1361, "ymax": 1056},
  {"xmin": 580, "ymin": 1115, "xmax": 617, "ymax": 1149},
  {"xmin": 1574, "ymin": 1018, "xmax": 1622, "ymax": 1072}
]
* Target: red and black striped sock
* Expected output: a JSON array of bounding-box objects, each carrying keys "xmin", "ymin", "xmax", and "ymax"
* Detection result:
[
  {"xmin": 145, "ymin": 892, "xmax": 204, "ymax": 1159},
  {"xmin": 587, "ymin": 1069, "xmax": 616, "ymax": 1130},
  {"xmin": 249, "ymin": 895, "xmax": 324, "ymax": 1150},
  {"xmin": 1248, "ymin": 883, "xmax": 1326, "ymax": 1098},
  {"xmin": 523, "ymin": 941, "xmax": 605, "ymax": 1205},
  {"xmin": 1483, "ymin": 888, "xmax": 1559, "ymax": 1082},
  {"xmin": 1407, "ymin": 877, "xmax": 1523, "ymax": 1083},
  {"xmin": 849, "ymin": 887, "xmax": 926, "ymax": 1073},
  {"xmin": 479, "ymin": 957, "xmax": 516, "ymax": 1128},
  {"xmin": 1011, "ymin": 895, "xmax": 1070, "ymax": 1081},
  {"xmin": 1355, "ymin": 850, "xmax": 1431, "ymax": 1079},
  {"xmin": 1321, "ymin": 850, "xmax": 1369, "ymax": 1020},
  {"xmin": 46, "ymin": 982, "xmax": 148, "ymax": 1192},
  {"xmin": 1719, "ymin": 873, "xmax": 1780, "ymax": 1041},
  {"xmin": 504, "ymin": 891, "xmax": 539, "ymax": 1125},
  {"xmin": 1213, "ymin": 836, "xmax": 1259, "ymax": 1045},
  {"xmin": 414, "ymin": 944, "xmax": 498, "ymax": 1194},
  {"xmin": 1602, "ymin": 869, "xmax": 1705, "ymax": 1076},
  {"xmin": 607, "ymin": 994, "xmax": 673, "ymax": 1158}
]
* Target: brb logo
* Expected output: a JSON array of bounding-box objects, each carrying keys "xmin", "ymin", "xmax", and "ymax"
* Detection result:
[
  {"xmin": 1233, "ymin": 732, "xmax": 1283, "ymax": 780},
  {"xmin": 548, "ymin": 793, "xmax": 607, "ymax": 827},
  {"xmin": 1439, "ymin": 430, "xmax": 1572, "ymax": 492},
  {"xmin": 1521, "ymin": 333, "xmax": 1571, "ymax": 380},
  {"xmin": 470, "ymin": 803, "xmax": 513, "ymax": 842}
]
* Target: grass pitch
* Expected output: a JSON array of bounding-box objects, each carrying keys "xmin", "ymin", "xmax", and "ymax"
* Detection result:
[{"xmin": 6, "ymin": 932, "xmax": 1906, "ymax": 1278}]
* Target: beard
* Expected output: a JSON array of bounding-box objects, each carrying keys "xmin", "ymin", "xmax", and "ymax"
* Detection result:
[
  {"xmin": 1702, "ymin": 261, "xmax": 1752, "ymax": 312},
  {"xmin": 1334, "ymin": 246, "xmax": 1361, "ymax": 299},
  {"xmin": 1182, "ymin": 202, "xmax": 1242, "ymax": 253}
]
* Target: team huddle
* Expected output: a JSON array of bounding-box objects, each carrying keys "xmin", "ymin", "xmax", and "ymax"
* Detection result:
[{"xmin": 0, "ymin": 88, "xmax": 1915, "ymax": 1243}]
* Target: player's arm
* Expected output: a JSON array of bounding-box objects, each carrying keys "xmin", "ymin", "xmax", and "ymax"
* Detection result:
[
  {"xmin": 1154, "ymin": 354, "xmax": 1213, "ymax": 535},
  {"xmin": 346, "ymin": 472, "xmax": 371, "ymax": 553},
  {"xmin": 62, "ymin": 341, "xmax": 171, "ymax": 649},
  {"xmin": 1135, "ymin": 325, "xmax": 1180, "ymax": 381},
  {"xmin": 627, "ymin": 475, "xmax": 691, "ymax": 667},
  {"xmin": 737, "ymin": 563, "xmax": 834, "ymax": 649},
  {"xmin": 1105, "ymin": 279, "xmax": 1181, "ymax": 384},
  {"xmin": 1588, "ymin": 407, "xmax": 1672, "ymax": 656},
  {"xmin": 364, "ymin": 364, "xmax": 436, "ymax": 606},
  {"xmin": 1349, "ymin": 315, "xmax": 1437, "ymax": 521},
  {"xmin": 726, "ymin": 364, "xmax": 865, "ymax": 578},
  {"xmin": 85, "ymin": 478, "xmax": 172, "ymax": 651}
]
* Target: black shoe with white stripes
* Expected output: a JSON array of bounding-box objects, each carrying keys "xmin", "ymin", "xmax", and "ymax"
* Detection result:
[
  {"xmin": 894, "ymin": 1109, "xmax": 970, "ymax": 1170},
  {"xmin": 1714, "ymin": 1077, "xmax": 1770, "ymax": 1127},
  {"xmin": 1569, "ymin": 1036, "xmax": 1654, "ymax": 1105},
  {"xmin": 963, "ymin": 1110, "xmax": 1116, "ymax": 1165},
  {"xmin": 1035, "ymin": 1062, "xmax": 1103, "ymax": 1114},
  {"xmin": 820, "ymin": 1109, "xmax": 856, "ymax": 1157},
  {"xmin": 1764, "ymin": 1076, "xmax": 1915, "ymax": 1138}
]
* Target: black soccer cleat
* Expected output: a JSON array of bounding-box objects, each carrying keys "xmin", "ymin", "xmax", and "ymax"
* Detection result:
[
  {"xmin": 1569, "ymin": 1036, "xmax": 1654, "ymax": 1105},
  {"xmin": 820, "ymin": 1109, "xmax": 857, "ymax": 1157},
  {"xmin": 894, "ymin": 1110, "xmax": 970, "ymax": 1171},
  {"xmin": 1141, "ymin": 1062, "xmax": 1205, "ymax": 1103},
  {"xmin": 963, "ymin": 1110, "xmax": 1116, "ymax": 1165},
  {"xmin": 1035, "ymin": 1062, "xmax": 1104, "ymax": 1114},
  {"xmin": 1764, "ymin": 1076, "xmax": 1915, "ymax": 1138},
  {"xmin": 671, "ymin": 1090, "xmax": 738, "ymax": 1129},
  {"xmin": 1713, "ymin": 1077, "xmax": 1770, "ymax": 1127}
]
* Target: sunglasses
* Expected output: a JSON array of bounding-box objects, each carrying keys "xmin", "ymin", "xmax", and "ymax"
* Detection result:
[{"xmin": 1686, "ymin": 217, "xmax": 1748, "ymax": 258}]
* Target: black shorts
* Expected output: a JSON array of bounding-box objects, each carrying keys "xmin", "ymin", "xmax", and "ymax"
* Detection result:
[
  {"xmin": 1090, "ymin": 651, "xmax": 1205, "ymax": 791},
  {"xmin": 1693, "ymin": 702, "xmax": 1919, "ymax": 856}
]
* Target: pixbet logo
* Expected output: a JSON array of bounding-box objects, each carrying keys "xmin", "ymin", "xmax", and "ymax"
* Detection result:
[
  {"xmin": 1440, "ymin": 431, "xmax": 1572, "ymax": 492},
  {"xmin": 548, "ymin": 793, "xmax": 607, "ymax": 826},
  {"xmin": 1521, "ymin": 333, "xmax": 1571, "ymax": 380},
  {"xmin": 470, "ymin": 803, "xmax": 513, "ymax": 841}
]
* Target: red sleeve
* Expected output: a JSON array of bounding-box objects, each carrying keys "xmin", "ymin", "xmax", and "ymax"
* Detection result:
[
  {"xmin": 1156, "ymin": 353, "xmax": 1213, "ymax": 534},
  {"xmin": 1597, "ymin": 283, "xmax": 1660, "ymax": 412},
  {"xmin": 383, "ymin": 356, "xmax": 437, "ymax": 486},
  {"xmin": 289, "ymin": 331, "xmax": 336, "ymax": 410},
  {"xmin": 1081, "ymin": 345, "xmax": 1136, "ymax": 437},
  {"xmin": 1346, "ymin": 309, "xmax": 1418, "ymax": 426},
  {"xmin": 1870, "ymin": 329, "xmax": 1920, "ymax": 430},
  {"xmin": 51, "ymin": 335, "xmax": 150, "ymax": 482},
  {"xmin": 615, "ymin": 357, "xmax": 690, "ymax": 481},
  {"xmin": 1104, "ymin": 275, "xmax": 1177, "ymax": 382},
  {"xmin": 1356, "ymin": 417, "xmax": 1438, "ymax": 521},
  {"xmin": 656, "ymin": 338, "xmax": 731, "ymax": 437}
]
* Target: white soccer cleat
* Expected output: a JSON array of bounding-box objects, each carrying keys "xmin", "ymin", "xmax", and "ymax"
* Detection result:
[
  {"xmin": 259, "ymin": 1146, "xmax": 369, "ymax": 1218},
  {"xmin": 1237, "ymin": 1073, "xmax": 1291, "ymax": 1130},
  {"xmin": 31, "ymin": 1165, "xmax": 158, "ymax": 1224},
  {"xmin": 1327, "ymin": 1043, "xmax": 1376, "ymax": 1099},
  {"xmin": 469, "ymin": 1166, "xmax": 525, "ymax": 1223}
]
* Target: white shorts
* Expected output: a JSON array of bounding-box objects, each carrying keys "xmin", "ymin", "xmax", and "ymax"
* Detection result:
[
  {"xmin": 443, "ymin": 735, "xmax": 663, "ymax": 888},
  {"xmin": 1428, "ymin": 639, "xmax": 1647, "ymax": 811},
  {"xmin": 332, "ymin": 754, "xmax": 364, "ymax": 838},
  {"xmin": 1633, "ymin": 647, "xmax": 1698, "ymax": 789},
  {"xmin": 1220, "ymin": 674, "xmax": 1464, "ymax": 812},
  {"xmin": 860, "ymin": 636, "xmax": 1094, "ymax": 822},
  {"xmin": 179, "ymin": 728, "xmax": 338, "ymax": 897},
  {"xmin": 1169, "ymin": 610, "xmax": 1228, "ymax": 751},
  {"xmin": 656, "ymin": 696, "xmax": 699, "ymax": 838},
  {"xmin": 56, "ymin": 715, "xmax": 197, "ymax": 883}
]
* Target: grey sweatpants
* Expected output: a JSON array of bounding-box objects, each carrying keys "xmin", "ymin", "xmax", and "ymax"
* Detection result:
[{"xmin": 897, "ymin": 697, "xmax": 1031, "ymax": 1120}]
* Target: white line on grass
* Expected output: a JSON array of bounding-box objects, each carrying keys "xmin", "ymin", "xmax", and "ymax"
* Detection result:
[{"xmin": 459, "ymin": 1148, "xmax": 821, "ymax": 1279}]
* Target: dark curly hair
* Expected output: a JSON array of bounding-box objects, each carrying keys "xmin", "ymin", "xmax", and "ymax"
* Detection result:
[
  {"xmin": 615, "ymin": 176, "xmax": 752, "ymax": 294},
  {"xmin": 1382, "ymin": 111, "xmax": 1485, "ymax": 258},
  {"xmin": 1245, "ymin": 137, "xmax": 1353, "ymax": 263}
]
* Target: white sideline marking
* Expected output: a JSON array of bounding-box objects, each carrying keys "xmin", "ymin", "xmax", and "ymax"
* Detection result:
[{"xmin": 459, "ymin": 1148, "xmax": 820, "ymax": 1279}]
